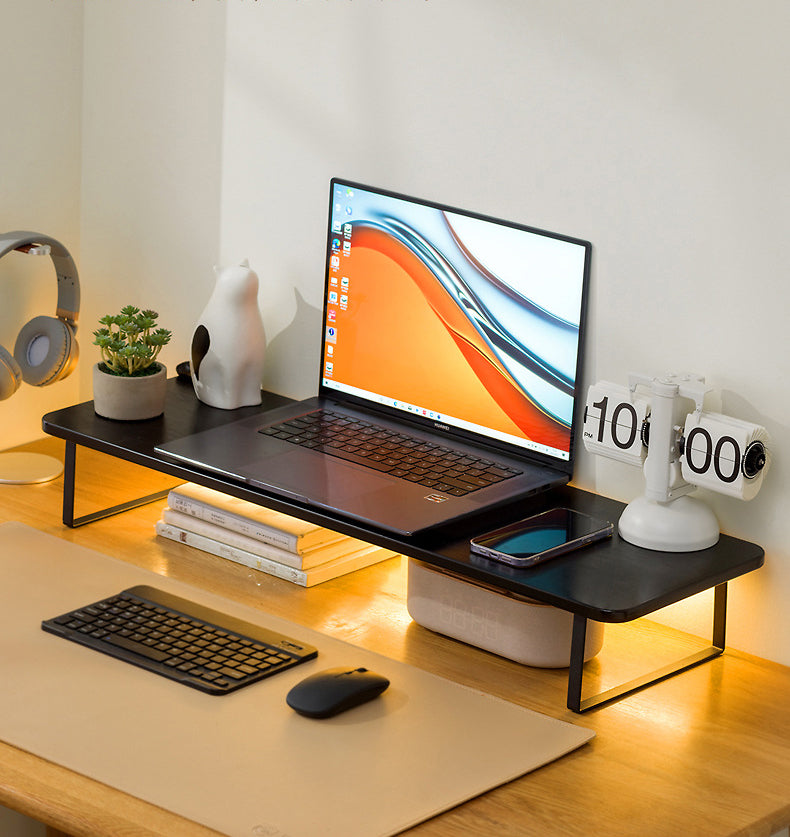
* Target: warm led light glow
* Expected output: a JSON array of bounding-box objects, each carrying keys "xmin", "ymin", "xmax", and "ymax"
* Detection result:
[
  {"xmin": 615, "ymin": 695, "xmax": 701, "ymax": 735},
  {"xmin": 651, "ymin": 589, "xmax": 715, "ymax": 639}
]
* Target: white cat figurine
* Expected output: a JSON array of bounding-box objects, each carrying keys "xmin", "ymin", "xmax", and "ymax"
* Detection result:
[{"xmin": 190, "ymin": 259, "xmax": 266, "ymax": 409}]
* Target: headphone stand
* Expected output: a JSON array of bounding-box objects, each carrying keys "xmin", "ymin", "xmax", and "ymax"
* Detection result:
[{"xmin": 0, "ymin": 452, "xmax": 63, "ymax": 485}]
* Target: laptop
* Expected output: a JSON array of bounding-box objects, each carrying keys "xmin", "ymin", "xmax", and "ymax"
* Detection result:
[{"xmin": 156, "ymin": 179, "xmax": 592, "ymax": 536}]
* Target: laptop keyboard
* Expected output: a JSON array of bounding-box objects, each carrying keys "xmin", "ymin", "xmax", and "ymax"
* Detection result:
[
  {"xmin": 258, "ymin": 409, "xmax": 522, "ymax": 496},
  {"xmin": 42, "ymin": 585, "xmax": 318, "ymax": 695}
]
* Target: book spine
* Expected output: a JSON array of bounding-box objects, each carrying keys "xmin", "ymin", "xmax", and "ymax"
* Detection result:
[
  {"xmin": 156, "ymin": 521, "xmax": 309, "ymax": 586},
  {"xmin": 167, "ymin": 492, "xmax": 299, "ymax": 553},
  {"xmin": 161, "ymin": 509, "xmax": 308, "ymax": 569}
]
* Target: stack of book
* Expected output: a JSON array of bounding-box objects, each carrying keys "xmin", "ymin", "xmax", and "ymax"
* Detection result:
[{"xmin": 155, "ymin": 483, "xmax": 397, "ymax": 587}]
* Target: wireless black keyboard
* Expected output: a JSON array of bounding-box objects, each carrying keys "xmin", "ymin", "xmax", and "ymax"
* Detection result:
[
  {"xmin": 42, "ymin": 585, "xmax": 318, "ymax": 695},
  {"xmin": 259, "ymin": 409, "xmax": 522, "ymax": 496}
]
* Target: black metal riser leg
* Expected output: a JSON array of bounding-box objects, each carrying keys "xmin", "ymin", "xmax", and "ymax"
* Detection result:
[
  {"xmin": 61, "ymin": 441, "xmax": 172, "ymax": 528},
  {"xmin": 567, "ymin": 583, "xmax": 728, "ymax": 713}
]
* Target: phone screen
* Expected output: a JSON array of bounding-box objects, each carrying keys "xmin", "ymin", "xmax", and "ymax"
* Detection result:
[{"xmin": 470, "ymin": 508, "xmax": 612, "ymax": 567}]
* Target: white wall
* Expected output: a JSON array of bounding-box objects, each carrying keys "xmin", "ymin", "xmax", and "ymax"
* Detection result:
[
  {"xmin": 4, "ymin": 0, "xmax": 789, "ymax": 665},
  {"xmin": 219, "ymin": 0, "xmax": 790, "ymax": 664},
  {"xmin": 79, "ymin": 0, "xmax": 227, "ymax": 388},
  {"xmin": 0, "ymin": 0, "xmax": 83, "ymax": 447}
]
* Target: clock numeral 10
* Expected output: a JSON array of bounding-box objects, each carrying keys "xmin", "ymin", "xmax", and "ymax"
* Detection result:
[
  {"xmin": 582, "ymin": 383, "xmax": 649, "ymax": 467},
  {"xmin": 590, "ymin": 395, "xmax": 641, "ymax": 451}
]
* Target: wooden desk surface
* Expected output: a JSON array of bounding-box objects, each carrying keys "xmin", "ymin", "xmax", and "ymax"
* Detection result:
[{"xmin": 1, "ymin": 438, "xmax": 789, "ymax": 837}]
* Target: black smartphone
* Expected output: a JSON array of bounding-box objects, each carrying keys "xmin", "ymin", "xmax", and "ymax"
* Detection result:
[{"xmin": 470, "ymin": 508, "xmax": 613, "ymax": 568}]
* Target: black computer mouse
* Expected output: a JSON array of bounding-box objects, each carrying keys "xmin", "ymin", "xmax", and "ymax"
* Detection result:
[{"xmin": 286, "ymin": 666, "xmax": 390, "ymax": 718}]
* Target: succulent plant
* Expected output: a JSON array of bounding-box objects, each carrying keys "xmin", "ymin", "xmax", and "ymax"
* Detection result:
[{"xmin": 93, "ymin": 305, "xmax": 172, "ymax": 377}]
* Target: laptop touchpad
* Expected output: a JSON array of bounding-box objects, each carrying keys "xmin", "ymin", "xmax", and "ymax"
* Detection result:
[{"xmin": 247, "ymin": 451, "xmax": 391, "ymax": 505}]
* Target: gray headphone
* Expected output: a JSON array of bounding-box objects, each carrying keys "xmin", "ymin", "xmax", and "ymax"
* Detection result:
[{"xmin": 0, "ymin": 230, "xmax": 80, "ymax": 401}]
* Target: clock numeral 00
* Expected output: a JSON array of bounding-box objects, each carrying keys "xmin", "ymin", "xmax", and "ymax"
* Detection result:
[
  {"xmin": 684, "ymin": 426, "xmax": 744, "ymax": 484},
  {"xmin": 681, "ymin": 412, "xmax": 768, "ymax": 500}
]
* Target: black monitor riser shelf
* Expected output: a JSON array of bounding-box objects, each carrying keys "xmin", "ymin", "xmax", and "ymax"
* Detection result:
[{"xmin": 42, "ymin": 378, "xmax": 764, "ymax": 713}]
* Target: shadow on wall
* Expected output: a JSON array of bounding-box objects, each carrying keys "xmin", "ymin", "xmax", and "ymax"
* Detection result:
[{"xmin": 263, "ymin": 289, "xmax": 323, "ymax": 399}]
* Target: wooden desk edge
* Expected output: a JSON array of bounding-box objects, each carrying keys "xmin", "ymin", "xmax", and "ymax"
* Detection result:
[{"xmin": 0, "ymin": 741, "xmax": 221, "ymax": 837}]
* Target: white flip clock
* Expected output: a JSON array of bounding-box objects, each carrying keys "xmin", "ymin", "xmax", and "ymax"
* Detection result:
[{"xmin": 583, "ymin": 373, "xmax": 770, "ymax": 552}]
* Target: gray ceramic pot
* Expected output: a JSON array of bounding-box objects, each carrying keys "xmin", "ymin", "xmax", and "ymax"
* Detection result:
[{"xmin": 92, "ymin": 362, "xmax": 167, "ymax": 421}]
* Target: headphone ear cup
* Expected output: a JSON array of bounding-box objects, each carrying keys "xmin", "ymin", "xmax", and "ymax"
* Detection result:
[
  {"xmin": 14, "ymin": 315, "xmax": 79, "ymax": 387},
  {"xmin": 0, "ymin": 345, "xmax": 23, "ymax": 400}
]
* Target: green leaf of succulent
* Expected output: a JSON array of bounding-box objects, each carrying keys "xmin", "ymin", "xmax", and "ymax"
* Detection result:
[
  {"xmin": 147, "ymin": 330, "xmax": 172, "ymax": 347},
  {"xmin": 95, "ymin": 305, "xmax": 170, "ymax": 376}
]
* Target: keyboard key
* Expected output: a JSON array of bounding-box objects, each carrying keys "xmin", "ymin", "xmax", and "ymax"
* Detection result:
[{"xmin": 106, "ymin": 632, "xmax": 171, "ymax": 662}]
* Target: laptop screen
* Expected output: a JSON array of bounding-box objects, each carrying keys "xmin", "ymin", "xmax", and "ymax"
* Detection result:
[{"xmin": 320, "ymin": 179, "xmax": 591, "ymax": 467}]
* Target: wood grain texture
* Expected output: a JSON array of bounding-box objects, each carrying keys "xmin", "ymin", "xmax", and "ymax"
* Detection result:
[{"xmin": 2, "ymin": 437, "xmax": 789, "ymax": 837}]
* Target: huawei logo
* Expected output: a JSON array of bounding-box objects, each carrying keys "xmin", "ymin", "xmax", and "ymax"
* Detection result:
[{"xmin": 434, "ymin": 422, "xmax": 450, "ymax": 432}]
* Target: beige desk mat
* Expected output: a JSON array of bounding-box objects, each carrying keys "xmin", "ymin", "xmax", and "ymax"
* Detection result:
[{"xmin": 0, "ymin": 521, "xmax": 593, "ymax": 837}]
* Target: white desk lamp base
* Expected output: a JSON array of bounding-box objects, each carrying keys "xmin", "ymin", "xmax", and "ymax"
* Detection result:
[
  {"xmin": 0, "ymin": 452, "xmax": 63, "ymax": 485},
  {"xmin": 618, "ymin": 494, "xmax": 720, "ymax": 552}
]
